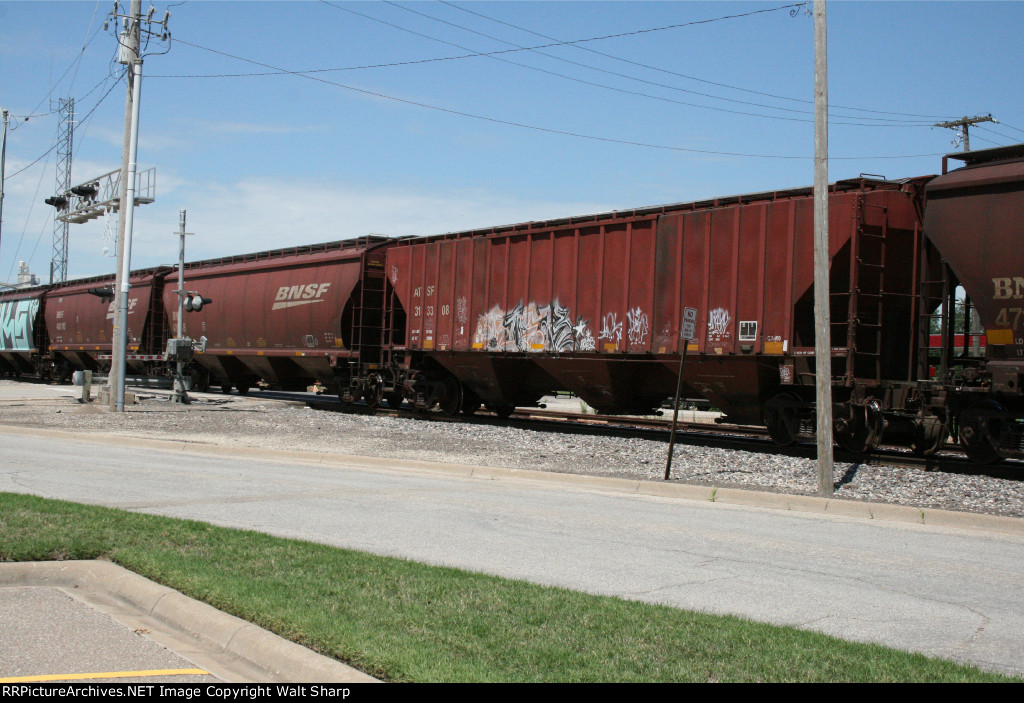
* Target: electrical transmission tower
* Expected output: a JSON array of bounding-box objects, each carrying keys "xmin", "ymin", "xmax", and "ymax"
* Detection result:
[{"xmin": 51, "ymin": 97, "xmax": 74, "ymax": 283}]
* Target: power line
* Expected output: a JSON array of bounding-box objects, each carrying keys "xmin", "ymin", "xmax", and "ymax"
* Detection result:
[
  {"xmin": 3, "ymin": 71, "xmax": 124, "ymax": 183},
  {"xmin": 969, "ymin": 133, "xmax": 1004, "ymax": 148},
  {"xmin": 67, "ymin": 1, "xmax": 105, "ymax": 97},
  {"xmin": 372, "ymin": 0, "xmax": 933, "ymax": 126},
  {"xmin": 2, "ymin": 69, "xmax": 121, "ymax": 281},
  {"xmin": 155, "ymin": 6, "xmax": 812, "ymax": 82},
  {"xmin": 436, "ymin": 0, "xmax": 955, "ymax": 122},
  {"xmin": 6, "ymin": 109, "xmax": 62, "ymax": 122},
  {"xmin": 23, "ymin": 214, "xmax": 53, "ymax": 281},
  {"xmin": 71, "ymin": 72, "xmax": 122, "ymax": 162},
  {"xmin": 171, "ymin": 36, "xmax": 942, "ymax": 161},
  {"xmin": 22, "ymin": 15, "xmax": 109, "ymax": 123},
  {"xmin": 328, "ymin": 2, "xmax": 815, "ymax": 125},
  {"xmin": 4, "ymin": 143, "xmax": 61, "ymax": 182},
  {"xmin": 996, "ymin": 121, "xmax": 1024, "ymax": 137},
  {"xmin": 309, "ymin": 1, "xmax": 935, "ymax": 128},
  {"xmin": 149, "ymin": 0, "xmax": 954, "ymax": 129},
  {"xmin": 379, "ymin": 0, "xmax": 819, "ymax": 117},
  {"xmin": 975, "ymin": 124, "xmax": 1021, "ymax": 143},
  {"xmin": 3, "ymin": 136, "xmax": 56, "ymax": 283}
]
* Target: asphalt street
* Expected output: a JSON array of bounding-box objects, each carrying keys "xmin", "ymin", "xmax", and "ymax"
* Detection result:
[{"xmin": 2, "ymin": 429, "xmax": 1023, "ymax": 677}]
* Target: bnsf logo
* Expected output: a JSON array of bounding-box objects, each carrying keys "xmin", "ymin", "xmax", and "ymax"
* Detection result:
[
  {"xmin": 272, "ymin": 283, "xmax": 331, "ymax": 311},
  {"xmin": 993, "ymin": 277, "xmax": 1024, "ymax": 300}
]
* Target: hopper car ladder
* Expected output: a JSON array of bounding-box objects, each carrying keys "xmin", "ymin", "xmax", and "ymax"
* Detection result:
[
  {"xmin": 918, "ymin": 263, "xmax": 954, "ymax": 380},
  {"xmin": 342, "ymin": 265, "xmax": 387, "ymax": 399},
  {"xmin": 832, "ymin": 195, "xmax": 888, "ymax": 385},
  {"xmin": 142, "ymin": 276, "xmax": 170, "ymax": 365}
]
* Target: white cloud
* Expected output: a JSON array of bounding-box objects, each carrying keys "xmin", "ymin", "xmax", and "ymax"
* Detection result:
[
  {"xmin": 135, "ymin": 177, "xmax": 613, "ymax": 265},
  {"xmin": 5, "ymin": 177, "xmax": 612, "ymax": 281},
  {"xmin": 79, "ymin": 123, "xmax": 193, "ymax": 153}
]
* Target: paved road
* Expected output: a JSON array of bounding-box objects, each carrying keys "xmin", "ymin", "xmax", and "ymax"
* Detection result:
[{"xmin": 2, "ymin": 431, "xmax": 1023, "ymax": 677}]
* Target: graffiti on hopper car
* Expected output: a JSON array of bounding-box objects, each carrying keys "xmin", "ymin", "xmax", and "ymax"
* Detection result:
[
  {"xmin": 473, "ymin": 300, "xmax": 595, "ymax": 352},
  {"xmin": 0, "ymin": 299, "xmax": 40, "ymax": 351}
]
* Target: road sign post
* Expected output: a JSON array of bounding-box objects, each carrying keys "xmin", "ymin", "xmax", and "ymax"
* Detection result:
[{"xmin": 665, "ymin": 307, "xmax": 698, "ymax": 480}]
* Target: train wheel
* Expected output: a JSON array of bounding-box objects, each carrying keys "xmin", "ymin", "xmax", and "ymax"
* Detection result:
[
  {"xmin": 460, "ymin": 388, "xmax": 481, "ymax": 415},
  {"xmin": 764, "ymin": 392, "xmax": 802, "ymax": 447},
  {"xmin": 437, "ymin": 378, "xmax": 463, "ymax": 417},
  {"xmin": 385, "ymin": 391, "xmax": 405, "ymax": 409},
  {"xmin": 910, "ymin": 416, "xmax": 946, "ymax": 456},
  {"xmin": 488, "ymin": 404, "xmax": 515, "ymax": 419},
  {"xmin": 236, "ymin": 383, "xmax": 250, "ymax": 396},
  {"xmin": 362, "ymin": 374, "xmax": 382, "ymax": 409},
  {"xmin": 959, "ymin": 401, "xmax": 1005, "ymax": 465},
  {"xmin": 834, "ymin": 400, "xmax": 884, "ymax": 454},
  {"xmin": 220, "ymin": 382, "xmax": 232, "ymax": 395}
]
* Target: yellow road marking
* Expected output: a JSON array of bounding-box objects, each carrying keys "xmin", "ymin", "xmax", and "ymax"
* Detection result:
[{"xmin": 0, "ymin": 669, "xmax": 209, "ymax": 683}]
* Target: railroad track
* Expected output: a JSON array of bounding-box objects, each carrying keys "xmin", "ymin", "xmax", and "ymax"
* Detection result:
[
  {"xmin": 10, "ymin": 376, "xmax": 1022, "ymax": 479},
  {"xmin": 27, "ymin": 380, "xmax": 1023, "ymax": 479},
  {"xmin": 293, "ymin": 393, "xmax": 1023, "ymax": 480}
]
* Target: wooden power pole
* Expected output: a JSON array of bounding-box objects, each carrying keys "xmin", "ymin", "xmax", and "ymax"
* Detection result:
[{"xmin": 813, "ymin": 0, "xmax": 833, "ymax": 496}]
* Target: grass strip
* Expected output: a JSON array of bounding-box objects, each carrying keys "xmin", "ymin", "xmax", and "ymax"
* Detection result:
[{"xmin": 0, "ymin": 491, "xmax": 1014, "ymax": 683}]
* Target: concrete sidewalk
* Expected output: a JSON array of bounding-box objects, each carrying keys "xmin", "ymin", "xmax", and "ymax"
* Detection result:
[{"xmin": 0, "ymin": 561, "xmax": 378, "ymax": 684}]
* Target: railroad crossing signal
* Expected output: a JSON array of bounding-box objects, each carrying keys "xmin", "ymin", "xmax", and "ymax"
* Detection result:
[{"xmin": 183, "ymin": 294, "xmax": 212, "ymax": 312}]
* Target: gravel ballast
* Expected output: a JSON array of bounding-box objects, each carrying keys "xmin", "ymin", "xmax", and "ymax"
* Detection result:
[{"xmin": 2, "ymin": 380, "xmax": 1023, "ymax": 519}]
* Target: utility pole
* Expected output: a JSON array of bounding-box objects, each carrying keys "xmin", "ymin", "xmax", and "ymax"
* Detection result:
[
  {"xmin": 109, "ymin": 0, "xmax": 142, "ymax": 410},
  {"xmin": 1, "ymin": 107, "xmax": 8, "ymax": 257},
  {"xmin": 108, "ymin": 1, "xmax": 171, "ymax": 411},
  {"xmin": 934, "ymin": 115, "xmax": 995, "ymax": 152},
  {"xmin": 813, "ymin": 0, "xmax": 833, "ymax": 496},
  {"xmin": 51, "ymin": 98, "xmax": 74, "ymax": 284},
  {"xmin": 171, "ymin": 209, "xmax": 193, "ymax": 404},
  {"xmin": 114, "ymin": 37, "xmax": 144, "ymax": 412}
]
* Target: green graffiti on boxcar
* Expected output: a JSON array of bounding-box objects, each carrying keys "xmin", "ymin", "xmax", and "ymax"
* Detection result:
[{"xmin": 0, "ymin": 299, "xmax": 40, "ymax": 351}]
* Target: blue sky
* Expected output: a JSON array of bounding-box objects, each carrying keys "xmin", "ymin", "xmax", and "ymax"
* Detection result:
[{"xmin": 2, "ymin": 1, "xmax": 1023, "ymax": 282}]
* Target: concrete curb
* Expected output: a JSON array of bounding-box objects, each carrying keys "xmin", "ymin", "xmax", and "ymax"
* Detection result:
[
  {"xmin": 2, "ymin": 424, "xmax": 1023, "ymax": 537},
  {"xmin": 0, "ymin": 560, "xmax": 378, "ymax": 684}
]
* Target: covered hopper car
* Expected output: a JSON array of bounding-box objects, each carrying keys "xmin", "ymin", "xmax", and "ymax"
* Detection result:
[
  {"xmin": 0, "ymin": 236, "xmax": 396, "ymax": 394},
  {"xmin": 1, "ymin": 267, "xmax": 189, "ymax": 385},
  {"xmin": 2, "ymin": 144, "xmax": 1023, "ymax": 463},
  {"xmin": 379, "ymin": 176, "xmax": 930, "ymax": 428},
  {"xmin": 170, "ymin": 236, "xmax": 393, "ymax": 395},
  {"xmin": 371, "ymin": 144, "xmax": 1024, "ymax": 463},
  {"xmin": 0, "ymin": 286, "xmax": 48, "ymax": 379}
]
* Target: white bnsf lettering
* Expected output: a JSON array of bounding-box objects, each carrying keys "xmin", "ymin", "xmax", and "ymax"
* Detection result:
[
  {"xmin": 106, "ymin": 297, "xmax": 139, "ymax": 320},
  {"xmin": 993, "ymin": 277, "xmax": 1024, "ymax": 300},
  {"xmin": 273, "ymin": 282, "xmax": 331, "ymax": 310}
]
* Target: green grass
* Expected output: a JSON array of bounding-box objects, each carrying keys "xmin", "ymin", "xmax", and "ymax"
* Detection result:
[{"xmin": 0, "ymin": 491, "xmax": 1014, "ymax": 683}]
